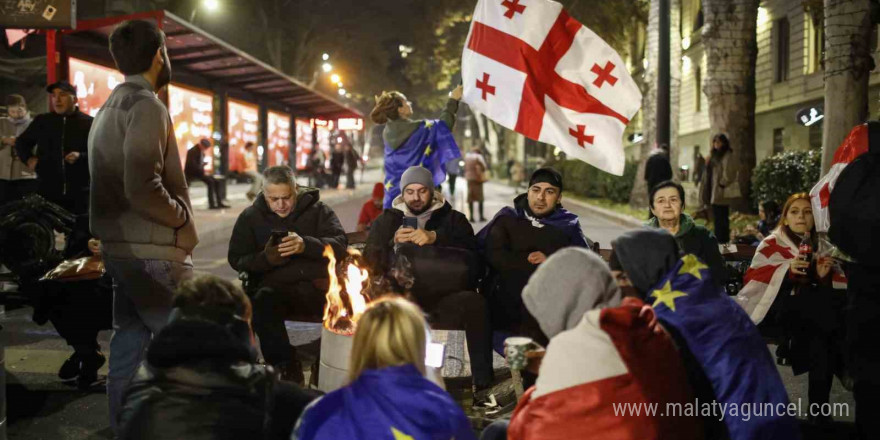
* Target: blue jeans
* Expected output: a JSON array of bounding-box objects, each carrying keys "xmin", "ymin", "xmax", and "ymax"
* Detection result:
[
  {"xmin": 480, "ymin": 418, "xmax": 510, "ymax": 440},
  {"xmin": 104, "ymin": 257, "xmax": 192, "ymax": 435}
]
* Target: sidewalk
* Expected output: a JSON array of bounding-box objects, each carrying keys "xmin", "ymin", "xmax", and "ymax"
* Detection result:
[{"xmin": 188, "ymin": 167, "xmax": 384, "ymax": 248}]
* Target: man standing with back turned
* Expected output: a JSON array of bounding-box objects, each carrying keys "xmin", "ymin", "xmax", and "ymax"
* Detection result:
[{"xmin": 88, "ymin": 20, "xmax": 198, "ymax": 434}]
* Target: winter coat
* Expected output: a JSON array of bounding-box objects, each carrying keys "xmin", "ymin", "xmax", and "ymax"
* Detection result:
[
  {"xmin": 644, "ymin": 151, "xmax": 672, "ymax": 191},
  {"xmin": 363, "ymin": 192, "xmax": 475, "ymax": 279},
  {"xmin": 228, "ymin": 187, "xmax": 347, "ymax": 292},
  {"xmin": 14, "ymin": 108, "xmax": 92, "ymax": 202},
  {"xmin": 382, "ymin": 99, "xmax": 458, "ymax": 149},
  {"xmin": 483, "ymin": 195, "xmax": 588, "ymax": 333},
  {"xmin": 706, "ymin": 150, "xmax": 739, "ymax": 205},
  {"xmin": 464, "ymin": 152, "xmax": 487, "ymax": 182},
  {"xmin": 645, "ymin": 214, "xmax": 727, "ymax": 285},
  {"xmin": 0, "ymin": 115, "xmax": 35, "ymax": 181},
  {"xmin": 118, "ymin": 318, "xmax": 319, "ymax": 440},
  {"xmin": 88, "ymin": 76, "xmax": 197, "ymax": 262},
  {"xmin": 185, "ymin": 145, "xmax": 206, "ymax": 178}
]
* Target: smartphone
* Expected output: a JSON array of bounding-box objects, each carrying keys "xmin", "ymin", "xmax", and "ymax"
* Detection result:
[
  {"xmin": 402, "ymin": 217, "xmax": 418, "ymax": 229},
  {"xmin": 270, "ymin": 230, "xmax": 288, "ymax": 245},
  {"xmin": 425, "ymin": 342, "xmax": 445, "ymax": 368}
]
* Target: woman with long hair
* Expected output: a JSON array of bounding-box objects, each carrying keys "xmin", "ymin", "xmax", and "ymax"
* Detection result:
[
  {"xmin": 293, "ymin": 297, "xmax": 475, "ymax": 440},
  {"xmin": 700, "ymin": 133, "xmax": 739, "ymax": 243},
  {"xmin": 738, "ymin": 193, "xmax": 847, "ymax": 425},
  {"xmin": 370, "ymin": 87, "xmax": 463, "ymax": 208}
]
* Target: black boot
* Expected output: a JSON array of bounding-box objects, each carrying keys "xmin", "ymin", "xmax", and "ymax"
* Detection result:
[
  {"xmin": 77, "ymin": 350, "xmax": 106, "ymax": 389},
  {"xmin": 58, "ymin": 352, "xmax": 81, "ymax": 381}
]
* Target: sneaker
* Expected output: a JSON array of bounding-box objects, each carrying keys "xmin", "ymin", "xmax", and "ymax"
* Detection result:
[
  {"xmin": 58, "ymin": 353, "xmax": 81, "ymax": 380},
  {"xmin": 277, "ymin": 359, "xmax": 305, "ymax": 387},
  {"xmin": 77, "ymin": 351, "xmax": 106, "ymax": 389}
]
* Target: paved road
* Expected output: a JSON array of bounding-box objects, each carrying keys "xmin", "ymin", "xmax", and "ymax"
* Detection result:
[{"xmin": 1, "ymin": 176, "xmax": 856, "ymax": 439}]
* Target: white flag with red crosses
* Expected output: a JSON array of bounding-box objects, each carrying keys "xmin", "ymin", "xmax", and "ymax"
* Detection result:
[{"xmin": 461, "ymin": 0, "xmax": 642, "ymax": 175}]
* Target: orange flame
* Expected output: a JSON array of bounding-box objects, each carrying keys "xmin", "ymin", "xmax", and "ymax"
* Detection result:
[{"xmin": 322, "ymin": 245, "xmax": 370, "ymax": 335}]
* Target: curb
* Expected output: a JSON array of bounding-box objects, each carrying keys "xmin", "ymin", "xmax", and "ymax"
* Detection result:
[
  {"xmin": 557, "ymin": 197, "xmax": 644, "ymax": 228},
  {"xmin": 491, "ymin": 179, "xmax": 644, "ymax": 228},
  {"xmin": 195, "ymin": 185, "xmax": 376, "ymax": 248}
]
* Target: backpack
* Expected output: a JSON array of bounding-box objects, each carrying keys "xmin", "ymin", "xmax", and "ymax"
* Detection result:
[{"xmin": 829, "ymin": 121, "xmax": 880, "ymax": 266}]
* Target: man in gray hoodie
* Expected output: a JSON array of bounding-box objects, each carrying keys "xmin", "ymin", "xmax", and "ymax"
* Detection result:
[{"xmin": 87, "ymin": 20, "xmax": 197, "ymax": 433}]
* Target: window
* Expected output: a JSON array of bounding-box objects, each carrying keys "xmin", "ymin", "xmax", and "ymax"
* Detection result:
[
  {"xmin": 772, "ymin": 128, "xmax": 785, "ymax": 154},
  {"xmin": 774, "ymin": 18, "xmax": 790, "ymax": 83},
  {"xmin": 694, "ymin": 66, "xmax": 702, "ymax": 112},
  {"xmin": 809, "ymin": 122, "xmax": 823, "ymax": 150},
  {"xmin": 805, "ymin": 14, "xmax": 824, "ymax": 74}
]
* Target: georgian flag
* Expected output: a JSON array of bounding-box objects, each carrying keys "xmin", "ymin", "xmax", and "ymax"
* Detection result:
[
  {"xmin": 809, "ymin": 124, "xmax": 869, "ymax": 233},
  {"xmin": 461, "ymin": 0, "xmax": 642, "ymax": 176}
]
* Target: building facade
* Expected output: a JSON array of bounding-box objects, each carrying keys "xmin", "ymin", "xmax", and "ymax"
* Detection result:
[{"xmin": 670, "ymin": 0, "xmax": 880, "ymax": 171}]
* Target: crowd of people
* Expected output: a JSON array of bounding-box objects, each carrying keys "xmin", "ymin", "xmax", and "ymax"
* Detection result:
[{"xmin": 1, "ymin": 16, "xmax": 878, "ymax": 440}]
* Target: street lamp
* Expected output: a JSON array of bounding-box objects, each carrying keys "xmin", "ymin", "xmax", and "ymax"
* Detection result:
[
  {"xmin": 322, "ymin": 53, "xmax": 330, "ymax": 61},
  {"xmin": 338, "ymin": 88, "xmax": 346, "ymax": 96},
  {"xmin": 330, "ymin": 73, "xmax": 341, "ymax": 85},
  {"xmin": 190, "ymin": 0, "xmax": 219, "ymax": 22},
  {"xmin": 322, "ymin": 62, "xmax": 333, "ymax": 73}
]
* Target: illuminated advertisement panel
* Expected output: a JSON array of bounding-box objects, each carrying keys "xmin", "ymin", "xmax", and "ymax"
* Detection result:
[
  {"xmin": 169, "ymin": 84, "xmax": 214, "ymax": 171},
  {"xmin": 227, "ymin": 99, "xmax": 260, "ymax": 173},
  {"xmin": 69, "ymin": 58, "xmax": 124, "ymax": 117},
  {"xmin": 294, "ymin": 118, "xmax": 313, "ymax": 170},
  {"xmin": 267, "ymin": 110, "xmax": 291, "ymax": 167},
  {"xmin": 313, "ymin": 118, "xmax": 333, "ymax": 168}
]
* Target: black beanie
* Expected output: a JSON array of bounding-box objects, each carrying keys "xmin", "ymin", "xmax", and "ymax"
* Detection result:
[{"xmin": 529, "ymin": 167, "xmax": 563, "ymax": 191}]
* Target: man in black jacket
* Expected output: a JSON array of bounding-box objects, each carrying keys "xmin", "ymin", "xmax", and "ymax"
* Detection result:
[
  {"xmin": 15, "ymin": 81, "xmax": 92, "ymax": 215},
  {"xmin": 185, "ymin": 138, "xmax": 228, "ymax": 209},
  {"xmin": 478, "ymin": 168, "xmax": 590, "ymax": 345},
  {"xmin": 118, "ymin": 275, "xmax": 319, "ymax": 440},
  {"xmin": 644, "ymin": 143, "xmax": 673, "ymax": 192},
  {"xmin": 228, "ymin": 165, "xmax": 346, "ymax": 383},
  {"xmin": 363, "ymin": 166, "xmax": 494, "ymax": 394}
]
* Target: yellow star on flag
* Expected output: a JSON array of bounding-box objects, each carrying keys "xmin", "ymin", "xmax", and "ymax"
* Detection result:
[
  {"xmin": 678, "ymin": 254, "xmax": 708, "ymax": 280},
  {"xmin": 424, "ymin": 145, "xmax": 433, "ymax": 156},
  {"xmin": 425, "ymin": 120, "xmax": 434, "ymax": 128},
  {"xmin": 391, "ymin": 427, "xmax": 414, "ymax": 440},
  {"xmin": 650, "ymin": 280, "xmax": 687, "ymax": 312},
  {"xmin": 385, "ymin": 180, "xmax": 394, "ymax": 191}
]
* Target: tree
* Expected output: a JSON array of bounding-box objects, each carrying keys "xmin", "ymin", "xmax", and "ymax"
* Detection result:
[
  {"xmin": 701, "ymin": 0, "xmax": 759, "ymax": 211},
  {"xmin": 629, "ymin": 0, "xmax": 681, "ymax": 208},
  {"xmin": 821, "ymin": 0, "xmax": 874, "ymax": 173}
]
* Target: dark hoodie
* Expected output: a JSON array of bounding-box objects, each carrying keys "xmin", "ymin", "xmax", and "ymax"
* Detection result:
[
  {"xmin": 227, "ymin": 186, "xmax": 347, "ymax": 291},
  {"xmin": 118, "ymin": 318, "xmax": 319, "ymax": 440},
  {"xmin": 612, "ymin": 229, "xmax": 679, "ymax": 295}
]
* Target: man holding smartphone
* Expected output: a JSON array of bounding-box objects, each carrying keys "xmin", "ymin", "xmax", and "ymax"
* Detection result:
[
  {"xmin": 228, "ymin": 165, "xmax": 346, "ymax": 384},
  {"xmin": 363, "ymin": 166, "xmax": 494, "ymax": 401}
]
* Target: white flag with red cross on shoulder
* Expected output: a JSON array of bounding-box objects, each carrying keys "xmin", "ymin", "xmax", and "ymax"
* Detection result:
[{"xmin": 461, "ymin": 0, "xmax": 642, "ymax": 176}]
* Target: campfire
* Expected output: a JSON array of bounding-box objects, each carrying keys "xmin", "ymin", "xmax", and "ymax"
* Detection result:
[{"xmin": 322, "ymin": 245, "xmax": 372, "ymax": 336}]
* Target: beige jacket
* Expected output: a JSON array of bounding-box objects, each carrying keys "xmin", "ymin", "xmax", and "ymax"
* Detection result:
[
  {"xmin": 0, "ymin": 116, "xmax": 36, "ymax": 181},
  {"xmin": 88, "ymin": 75, "xmax": 198, "ymax": 262},
  {"xmin": 710, "ymin": 151, "xmax": 740, "ymax": 205}
]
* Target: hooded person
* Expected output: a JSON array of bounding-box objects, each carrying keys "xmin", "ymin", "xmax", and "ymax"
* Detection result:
[
  {"xmin": 356, "ymin": 182, "xmax": 385, "ymax": 232},
  {"xmin": 506, "ymin": 247, "xmax": 702, "ymax": 440},
  {"xmin": 227, "ymin": 166, "xmax": 347, "ymax": 384},
  {"xmin": 611, "ymin": 229, "xmax": 801, "ymax": 440},
  {"xmin": 362, "ymin": 165, "xmax": 493, "ymax": 397},
  {"xmin": 478, "ymin": 167, "xmax": 591, "ymax": 341}
]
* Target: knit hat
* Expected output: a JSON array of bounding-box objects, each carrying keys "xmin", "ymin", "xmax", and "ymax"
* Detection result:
[
  {"xmin": 529, "ymin": 167, "xmax": 563, "ymax": 191},
  {"xmin": 400, "ymin": 166, "xmax": 434, "ymax": 191},
  {"xmin": 6, "ymin": 94, "xmax": 26, "ymax": 108}
]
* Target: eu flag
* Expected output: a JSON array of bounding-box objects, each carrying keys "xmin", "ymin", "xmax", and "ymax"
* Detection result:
[
  {"xmin": 293, "ymin": 364, "xmax": 475, "ymax": 440},
  {"xmin": 648, "ymin": 255, "xmax": 801, "ymax": 440},
  {"xmin": 383, "ymin": 120, "xmax": 461, "ymax": 208}
]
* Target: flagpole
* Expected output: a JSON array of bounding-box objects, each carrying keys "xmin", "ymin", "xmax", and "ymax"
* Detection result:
[{"xmin": 657, "ymin": 0, "xmax": 671, "ymax": 148}]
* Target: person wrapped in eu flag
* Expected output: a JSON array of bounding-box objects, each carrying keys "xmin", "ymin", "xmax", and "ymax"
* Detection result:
[
  {"xmin": 293, "ymin": 297, "xmax": 475, "ymax": 440},
  {"xmin": 610, "ymin": 229, "xmax": 800, "ymax": 440},
  {"xmin": 371, "ymin": 87, "xmax": 464, "ymax": 209}
]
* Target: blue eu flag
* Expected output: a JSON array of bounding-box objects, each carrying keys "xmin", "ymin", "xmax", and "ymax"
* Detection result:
[
  {"xmin": 383, "ymin": 120, "xmax": 461, "ymax": 208},
  {"xmin": 649, "ymin": 255, "xmax": 801, "ymax": 440}
]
